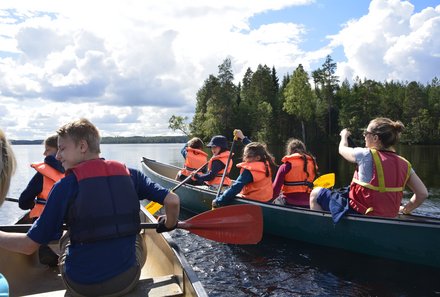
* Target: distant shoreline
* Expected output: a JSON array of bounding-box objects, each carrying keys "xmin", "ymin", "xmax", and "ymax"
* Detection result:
[{"xmin": 11, "ymin": 135, "xmax": 188, "ymax": 145}]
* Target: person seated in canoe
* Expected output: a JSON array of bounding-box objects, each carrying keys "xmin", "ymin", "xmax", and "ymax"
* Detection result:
[
  {"xmin": 0, "ymin": 128, "xmax": 16, "ymax": 206},
  {"xmin": 19, "ymin": 134, "xmax": 65, "ymax": 220},
  {"xmin": 0, "ymin": 128, "xmax": 17, "ymax": 296},
  {"xmin": 310, "ymin": 117, "xmax": 428, "ymax": 223},
  {"xmin": 212, "ymin": 142, "xmax": 277, "ymax": 208},
  {"xmin": 176, "ymin": 137, "xmax": 208, "ymax": 185},
  {"xmin": 18, "ymin": 134, "xmax": 65, "ymax": 266},
  {"xmin": 272, "ymin": 138, "xmax": 318, "ymax": 207},
  {"xmin": 0, "ymin": 118, "xmax": 180, "ymax": 297},
  {"xmin": 193, "ymin": 135, "xmax": 234, "ymax": 190}
]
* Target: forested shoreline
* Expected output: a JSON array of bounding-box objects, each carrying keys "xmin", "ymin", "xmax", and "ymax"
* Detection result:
[
  {"xmin": 182, "ymin": 55, "xmax": 439, "ymax": 146},
  {"xmin": 11, "ymin": 136, "xmax": 188, "ymax": 145}
]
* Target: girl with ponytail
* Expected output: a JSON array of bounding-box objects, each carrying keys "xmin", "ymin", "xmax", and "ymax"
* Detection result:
[
  {"xmin": 272, "ymin": 138, "xmax": 319, "ymax": 207},
  {"xmin": 212, "ymin": 141, "xmax": 277, "ymax": 208}
]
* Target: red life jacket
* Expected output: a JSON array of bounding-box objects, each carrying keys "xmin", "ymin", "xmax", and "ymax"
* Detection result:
[
  {"xmin": 206, "ymin": 151, "xmax": 233, "ymax": 186},
  {"xmin": 281, "ymin": 153, "xmax": 317, "ymax": 194},
  {"xmin": 349, "ymin": 149, "xmax": 411, "ymax": 217},
  {"xmin": 236, "ymin": 161, "xmax": 273, "ymax": 202},
  {"xmin": 29, "ymin": 162, "xmax": 65, "ymax": 218},
  {"xmin": 67, "ymin": 159, "xmax": 140, "ymax": 243},
  {"xmin": 180, "ymin": 147, "xmax": 208, "ymax": 177}
]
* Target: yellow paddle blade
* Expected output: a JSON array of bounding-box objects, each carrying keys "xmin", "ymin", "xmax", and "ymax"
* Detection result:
[
  {"xmin": 313, "ymin": 173, "xmax": 335, "ymax": 189},
  {"xmin": 145, "ymin": 201, "xmax": 163, "ymax": 215}
]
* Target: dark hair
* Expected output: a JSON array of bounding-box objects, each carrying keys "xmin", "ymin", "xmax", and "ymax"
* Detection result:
[
  {"xmin": 243, "ymin": 142, "xmax": 278, "ymax": 177},
  {"xmin": 285, "ymin": 137, "xmax": 318, "ymax": 178},
  {"xmin": 369, "ymin": 117, "xmax": 405, "ymax": 148},
  {"xmin": 57, "ymin": 118, "xmax": 101, "ymax": 154},
  {"xmin": 43, "ymin": 134, "xmax": 58, "ymax": 149},
  {"xmin": 187, "ymin": 137, "xmax": 204, "ymax": 150}
]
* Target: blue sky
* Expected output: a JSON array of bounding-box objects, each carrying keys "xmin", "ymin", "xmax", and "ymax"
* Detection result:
[{"xmin": 0, "ymin": 0, "xmax": 439, "ymax": 139}]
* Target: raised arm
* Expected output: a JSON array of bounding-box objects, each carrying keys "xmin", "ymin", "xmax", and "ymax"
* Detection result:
[{"xmin": 338, "ymin": 128, "xmax": 356, "ymax": 163}]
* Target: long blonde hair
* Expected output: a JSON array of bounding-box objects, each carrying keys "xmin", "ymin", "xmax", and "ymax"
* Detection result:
[{"xmin": 0, "ymin": 129, "xmax": 17, "ymax": 205}]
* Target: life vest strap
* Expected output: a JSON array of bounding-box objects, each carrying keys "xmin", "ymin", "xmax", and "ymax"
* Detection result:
[
  {"xmin": 184, "ymin": 166, "xmax": 198, "ymax": 171},
  {"xmin": 283, "ymin": 181, "xmax": 314, "ymax": 188},
  {"xmin": 35, "ymin": 198, "xmax": 47, "ymax": 205},
  {"xmin": 352, "ymin": 178, "xmax": 404, "ymax": 192}
]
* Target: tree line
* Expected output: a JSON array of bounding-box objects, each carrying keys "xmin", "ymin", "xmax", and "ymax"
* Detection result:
[
  {"xmin": 12, "ymin": 136, "xmax": 188, "ymax": 145},
  {"xmin": 173, "ymin": 56, "xmax": 440, "ymax": 146}
]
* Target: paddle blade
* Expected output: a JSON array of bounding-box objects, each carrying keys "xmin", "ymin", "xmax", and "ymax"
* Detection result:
[
  {"xmin": 179, "ymin": 204, "xmax": 263, "ymax": 245},
  {"xmin": 145, "ymin": 201, "xmax": 162, "ymax": 215},
  {"xmin": 313, "ymin": 173, "xmax": 335, "ymax": 189}
]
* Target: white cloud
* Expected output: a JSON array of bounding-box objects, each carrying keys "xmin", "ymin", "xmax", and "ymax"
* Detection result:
[
  {"xmin": 330, "ymin": 0, "xmax": 440, "ymax": 83},
  {"xmin": 0, "ymin": 0, "xmax": 438, "ymax": 139}
]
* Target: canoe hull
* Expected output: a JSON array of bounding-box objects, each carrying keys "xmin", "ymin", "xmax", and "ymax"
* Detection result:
[
  {"xmin": 0, "ymin": 208, "xmax": 207, "ymax": 297},
  {"xmin": 142, "ymin": 157, "xmax": 440, "ymax": 268}
]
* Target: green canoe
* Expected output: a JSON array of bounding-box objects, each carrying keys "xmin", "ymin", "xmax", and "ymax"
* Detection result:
[{"xmin": 142, "ymin": 157, "xmax": 440, "ymax": 268}]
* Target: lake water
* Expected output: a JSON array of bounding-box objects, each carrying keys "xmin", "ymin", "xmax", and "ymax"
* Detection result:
[{"xmin": 2, "ymin": 143, "xmax": 440, "ymax": 296}]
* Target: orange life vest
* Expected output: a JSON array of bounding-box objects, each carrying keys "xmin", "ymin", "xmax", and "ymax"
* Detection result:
[
  {"xmin": 206, "ymin": 151, "xmax": 233, "ymax": 186},
  {"xmin": 180, "ymin": 147, "xmax": 208, "ymax": 177},
  {"xmin": 236, "ymin": 161, "xmax": 273, "ymax": 202},
  {"xmin": 349, "ymin": 149, "xmax": 411, "ymax": 217},
  {"xmin": 29, "ymin": 162, "xmax": 65, "ymax": 218},
  {"xmin": 281, "ymin": 153, "xmax": 317, "ymax": 194}
]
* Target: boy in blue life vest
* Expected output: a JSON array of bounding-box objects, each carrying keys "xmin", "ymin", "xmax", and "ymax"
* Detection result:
[{"xmin": 0, "ymin": 118, "xmax": 180, "ymax": 297}]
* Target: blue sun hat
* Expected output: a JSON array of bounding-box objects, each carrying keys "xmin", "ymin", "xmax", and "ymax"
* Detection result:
[
  {"xmin": 0, "ymin": 273, "xmax": 9, "ymax": 297},
  {"xmin": 206, "ymin": 135, "xmax": 228, "ymax": 149}
]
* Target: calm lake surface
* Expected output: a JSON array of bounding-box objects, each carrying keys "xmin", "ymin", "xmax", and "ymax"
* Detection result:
[{"xmin": 2, "ymin": 143, "xmax": 440, "ymax": 296}]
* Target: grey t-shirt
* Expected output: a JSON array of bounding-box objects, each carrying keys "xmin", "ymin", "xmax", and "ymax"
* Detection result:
[
  {"xmin": 353, "ymin": 147, "xmax": 374, "ymax": 182},
  {"xmin": 352, "ymin": 147, "xmax": 414, "ymax": 183}
]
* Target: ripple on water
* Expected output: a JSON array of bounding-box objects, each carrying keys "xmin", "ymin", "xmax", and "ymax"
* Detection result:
[{"xmin": 171, "ymin": 228, "xmax": 440, "ymax": 297}]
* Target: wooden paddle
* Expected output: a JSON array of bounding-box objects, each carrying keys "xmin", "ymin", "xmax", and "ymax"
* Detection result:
[
  {"xmin": 145, "ymin": 160, "xmax": 209, "ymax": 215},
  {"xmin": 0, "ymin": 205, "xmax": 263, "ymax": 245},
  {"xmin": 313, "ymin": 173, "xmax": 335, "ymax": 189}
]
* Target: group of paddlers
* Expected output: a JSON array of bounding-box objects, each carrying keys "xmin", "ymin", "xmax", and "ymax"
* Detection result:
[{"xmin": 177, "ymin": 118, "xmax": 428, "ymax": 223}]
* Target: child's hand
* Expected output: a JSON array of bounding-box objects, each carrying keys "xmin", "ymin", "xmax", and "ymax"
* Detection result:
[{"xmin": 234, "ymin": 129, "xmax": 245, "ymax": 140}]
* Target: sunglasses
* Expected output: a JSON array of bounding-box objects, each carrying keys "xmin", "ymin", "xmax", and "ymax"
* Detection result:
[{"xmin": 363, "ymin": 130, "xmax": 374, "ymax": 137}]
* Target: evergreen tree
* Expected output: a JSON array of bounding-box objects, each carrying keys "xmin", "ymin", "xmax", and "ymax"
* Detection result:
[
  {"xmin": 312, "ymin": 55, "xmax": 339, "ymax": 138},
  {"xmin": 283, "ymin": 64, "xmax": 316, "ymax": 143}
]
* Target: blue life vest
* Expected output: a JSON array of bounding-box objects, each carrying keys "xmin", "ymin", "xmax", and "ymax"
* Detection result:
[{"xmin": 67, "ymin": 159, "xmax": 140, "ymax": 243}]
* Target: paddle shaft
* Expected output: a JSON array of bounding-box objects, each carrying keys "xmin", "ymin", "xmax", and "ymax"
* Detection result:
[
  {"xmin": 0, "ymin": 205, "xmax": 263, "ymax": 244},
  {"xmin": 5, "ymin": 197, "xmax": 19, "ymax": 203},
  {"xmin": 172, "ymin": 161, "xmax": 208, "ymax": 192},
  {"xmin": 0, "ymin": 223, "xmax": 169, "ymax": 232},
  {"xmin": 215, "ymin": 135, "xmax": 237, "ymax": 199}
]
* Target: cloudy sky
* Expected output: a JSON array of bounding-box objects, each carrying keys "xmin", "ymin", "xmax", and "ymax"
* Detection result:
[{"xmin": 0, "ymin": 0, "xmax": 439, "ymax": 140}]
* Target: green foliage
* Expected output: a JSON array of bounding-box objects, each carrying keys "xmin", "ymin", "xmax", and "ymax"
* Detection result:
[
  {"xmin": 168, "ymin": 115, "xmax": 189, "ymax": 136},
  {"xmin": 187, "ymin": 56, "xmax": 440, "ymax": 145}
]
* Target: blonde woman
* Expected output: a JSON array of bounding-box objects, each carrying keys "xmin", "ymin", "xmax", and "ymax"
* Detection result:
[{"xmin": 0, "ymin": 128, "xmax": 16, "ymax": 205}]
